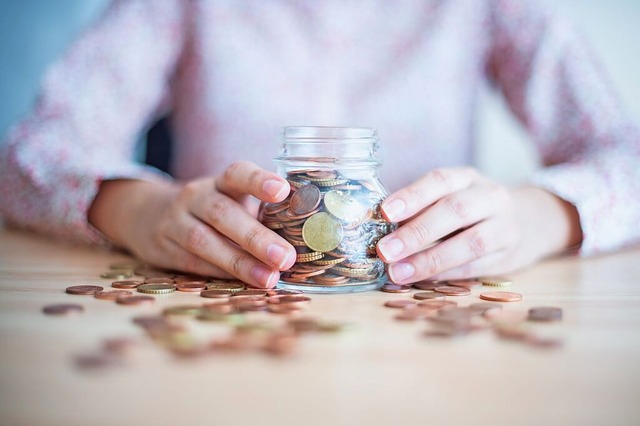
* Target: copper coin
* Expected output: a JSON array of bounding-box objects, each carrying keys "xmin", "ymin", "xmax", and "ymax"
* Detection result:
[
  {"xmin": 418, "ymin": 300, "xmax": 457, "ymax": 310},
  {"xmin": 144, "ymin": 277, "xmax": 175, "ymax": 284},
  {"xmin": 528, "ymin": 307, "xmax": 563, "ymax": 322},
  {"xmin": 200, "ymin": 289, "xmax": 232, "ymax": 299},
  {"xmin": 268, "ymin": 295, "xmax": 311, "ymax": 306},
  {"xmin": 42, "ymin": 303, "xmax": 84, "ymax": 315},
  {"xmin": 176, "ymin": 283, "xmax": 207, "ymax": 292},
  {"xmin": 268, "ymin": 304, "xmax": 304, "ymax": 314},
  {"xmin": 174, "ymin": 276, "xmax": 207, "ymax": 285},
  {"xmin": 384, "ymin": 299, "xmax": 417, "ymax": 309},
  {"xmin": 435, "ymin": 286, "xmax": 471, "ymax": 296},
  {"xmin": 480, "ymin": 291, "xmax": 523, "ymax": 302},
  {"xmin": 468, "ymin": 302, "xmax": 503, "ymax": 315},
  {"xmin": 233, "ymin": 289, "xmax": 268, "ymax": 297},
  {"xmin": 448, "ymin": 279, "xmax": 483, "ymax": 288},
  {"xmin": 413, "ymin": 291, "xmax": 445, "ymax": 301},
  {"xmin": 202, "ymin": 303, "xmax": 236, "ymax": 314},
  {"xmin": 394, "ymin": 309, "xmax": 431, "ymax": 321},
  {"xmin": 94, "ymin": 290, "xmax": 133, "ymax": 300},
  {"xmin": 103, "ymin": 337, "xmax": 138, "ymax": 354},
  {"xmin": 116, "ymin": 295, "xmax": 155, "ymax": 305},
  {"xmin": 112, "ymin": 280, "xmax": 143, "ymax": 289},
  {"xmin": 230, "ymin": 295, "xmax": 266, "ymax": 304},
  {"xmin": 290, "ymin": 184, "xmax": 322, "ymax": 215},
  {"xmin": 66, "ymin": 285, "xmax": 103, "ymax": 295},
  {"xmin": 412, "ymin": 280, "xmax": 445, "ymax": 291},
  {"xmin": 381, "ymin": 284, "xmax": 412, "ymax": 293}
]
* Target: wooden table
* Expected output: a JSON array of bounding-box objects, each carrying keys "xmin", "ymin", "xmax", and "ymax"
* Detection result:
[{"xmin": 1, "ymin": 227, "xmax": 639, "ymax": 426}]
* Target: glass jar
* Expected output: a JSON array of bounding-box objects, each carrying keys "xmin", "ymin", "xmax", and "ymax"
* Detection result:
[{"xmin": 258, "ymin": 126, "xmax": 396, "ymax": 293}]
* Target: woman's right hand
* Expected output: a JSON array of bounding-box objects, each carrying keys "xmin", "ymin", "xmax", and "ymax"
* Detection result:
[{"xmin": 88, "ymin": 161, "xmax": 297, "ymax": 288}]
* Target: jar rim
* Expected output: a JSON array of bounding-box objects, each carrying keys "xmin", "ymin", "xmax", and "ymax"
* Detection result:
[{"xmin": 283, "ymin": 126, "xmax": 377, "ymax": 140}]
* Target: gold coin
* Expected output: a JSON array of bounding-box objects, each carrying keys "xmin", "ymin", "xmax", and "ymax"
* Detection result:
[
  {"xmin": 481, "ymin": 277, "xmax": 513, "ymax": 287},
  {"xmin": 323, "ymin": 190, "xmax": 367, "ymax": 224},
  {"xmin": 302, "ymin": 212, "xmax": 344, "ymax": 253},
  {"xmin": 137, "ymin": 283, "xmax": 176, "ymax": 294},
  {"xmin": 296, "ymin": 252, "xmax": 324, "ymax": 262},
  {"xmin": 206, "ymin": 280, "xmax": 246, "ymax": 292},
  {"xmin": 100, "ymin": 271, "xmax": 133, "ymax": 279}
]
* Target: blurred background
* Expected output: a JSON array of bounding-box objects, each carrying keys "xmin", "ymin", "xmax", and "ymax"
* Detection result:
[{"xmin": 1, "ymin": 0, "xmax": 638, "ymax": 183}]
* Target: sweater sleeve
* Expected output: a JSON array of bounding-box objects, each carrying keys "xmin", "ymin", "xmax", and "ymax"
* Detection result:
[
  {"xmin": 486, "ymin": 0, "xmax": 640, "ymax": 255},
  {"xmin": 0, "ymin": 0, "xmax": 188, "ymax": 245}
]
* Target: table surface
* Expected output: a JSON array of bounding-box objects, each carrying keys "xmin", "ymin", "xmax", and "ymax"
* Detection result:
[{"xmin": 1, "ymin": 227, "xmax": 639, "ymax": 426}]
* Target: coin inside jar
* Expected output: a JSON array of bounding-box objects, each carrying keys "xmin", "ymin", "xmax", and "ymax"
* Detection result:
[
  {"xmin": 289, "ymin": 184, "xmax": 321, "ymax": 215},
  {"xmin": 302, "ymin": 212, "xmax": 343, "ymax": 253}
]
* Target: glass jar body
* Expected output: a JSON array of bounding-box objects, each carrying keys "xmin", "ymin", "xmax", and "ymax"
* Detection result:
[{"xmin": 258, "ymin": 127, "xmax": 396, "ymax": 294}]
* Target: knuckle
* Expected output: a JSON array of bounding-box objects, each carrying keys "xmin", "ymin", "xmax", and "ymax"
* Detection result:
[
  {"xmin": 180, "ymin": 181, "xmax": 200, "ymax": 201},
  {"xmin": 424, "ymin": 251, "xmax": 442, "ymax": 275},
  {"xmin": 243, "ymin": 226, "xmax": 265, "ymax": 253},
  {"xmin": 429, "ymin": 169, "xmax": 451, "ymax": 190},
  {"xmin": 467, "ymin": 230, "xmax": 486, "ymax": 258},
  {"xmin": 223, "ymin": 161, "xmax": 243, "ymax": 182},
  {"xmin": 407, "ymin": 221, "xmax": 432, "ymax": 246},
  {"xmin": 445, "ymin": 194, "xmax": 469, "ymax": 219},
  {"xmin": 208, "ymin": 197, "xmax": 232, "ymax": 226},
  {"xmin": 184, "ymin": 225, "xmax": 208, "ymax": 253},
  {"xmin": 228, "ymin": 252, "xmax": 246, "ymax": 277},
  {"xmin": 247, "ymin": 168, "xmax": 265, "ymax": 188}
]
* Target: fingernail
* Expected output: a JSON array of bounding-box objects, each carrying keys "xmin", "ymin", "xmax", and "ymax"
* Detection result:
[
  {"xmin": 263, "ymin": 179, "xmax": 287, "ymax": 200},
  {"xmin": 267, "ymin": 244, "xmax": 293, "ymax": 269},
  {"xmin": 382, "ymin": 199, "xmax": 405, "ymax": 222},
  {"xmin": 377, "ymin": 237, "xmax": 404, "ymax": 262},
  {"xmin": 389, "ymin": 262, "xmax": 415, "ymax": 283},
  {"xmin": 251, "ymin": 266, "xmax": 277, "ymax": 288}
]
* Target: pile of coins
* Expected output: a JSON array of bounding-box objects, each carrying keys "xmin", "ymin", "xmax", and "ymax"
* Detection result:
[
  {"xmin": 259, "ymin": 169, "xmax": 395, "ymax": 289},
  {"xmin": 380, "ymin": 278, "xmax": 564, "ymax": 348},
  {"xmin": 44, "ymin": 263, "xmax": 350, "ymax": 368}
]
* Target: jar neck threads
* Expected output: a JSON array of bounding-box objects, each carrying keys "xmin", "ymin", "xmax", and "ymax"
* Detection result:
[{"xmin": 275, "ymin": 126, "xmax": 380, "ymax": 168}]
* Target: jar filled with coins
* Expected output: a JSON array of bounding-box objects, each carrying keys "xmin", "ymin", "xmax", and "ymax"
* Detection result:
[{"xmin": 259, "ymin": 126, "xmax": 396, "ymax": 293}]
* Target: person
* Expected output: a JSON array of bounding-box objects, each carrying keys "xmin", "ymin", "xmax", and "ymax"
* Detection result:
[{"xmin": 1, "ymin": 0, "xmax": 638, "ymax": 289}]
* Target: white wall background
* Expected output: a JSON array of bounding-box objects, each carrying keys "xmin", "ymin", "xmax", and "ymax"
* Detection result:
[{"xmin": 1, "ymin": 0, "xmax": 639, "ymax": 183}]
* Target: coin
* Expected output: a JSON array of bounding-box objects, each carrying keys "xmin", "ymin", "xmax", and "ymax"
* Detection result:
[
  {"xmin": 144, "ymin": 277, "xmax": 175, "ymax": 284},
  {"xmin": 323, "ymin": 190, "xmax": 367, "ymax": 224},
  {"xmin": 479, "ymin": 291, "xmax": 523, "ymax": 302},
  {"xmin": 163, "ymin": 305, "xmax": 204, "ymax": 316},
  {"xmin": 66, "ymin": 285, "xmax": 103, "ymax": 295},
  {"xmin": 176, "ymin": 282, "xmax": 207, "ymax": 292},
  {"xmin": 449, "ymin": 279, "xmax": 483, "ymax": 288},
  {"xmin": 137, "ymin": 283, "xmax": 176, "ymax": 294},
  {"xmin": 200, "ymin": 289, "xmax": 232, "ymax": 299},
  {"xmin": 94, "ymin": 290, "xmax": 133, "ymax": 300},
  {"xmin": 481, "ymin": 277, "xmax": 512, "ymax": 287},
  {"xmin": 43, "ymin": 303, "xmax": 84, "ymax": 315},
  {"xmin": 384, "ymin": 299, "xmax": 417, "ymax": 309},
  {"xmin": 207, "ymin": 280, "xmax": 246, "ymax": 292},
  {"xmin": 116, "ymin": 295, "xmax": 155, "ymax": 305},
  {"xmin": 435, "ymin": 286, "xmax": 471, "ymax": 296},
  {"xmin": 290, "ymin": 184, "xmax": 321, "ymax": 215},
  {"xmin": 528, "ymin": 307, "xmax": 563, "ymax": 322},
  {"xmin": 112, "ymin": 280, "xmax": 143, "ymax": 289},
  {"xmin": 413, "ymin": 291, "xmax": 446, "ymax": 301},
  {"xmin": 109, "ymin": 262, "xmax": 137, "ymax": 271},
  {"xmin": 412, "ymin": 280, "xmax": 444, "ymax": 291},
  {"xmin": 380, "ymin": 283, "xmax": 412, "ymax": 293},
  {"xmin": 233, "ymin": 289, "xmax": 268, "ymax": 297},
  {"xmin": 302, "ymin": 212, "xmax": 343, "ymax": 252},
  {"xmin": 100, "ymin": 271, "xmax": 133, "ymax": 279}
]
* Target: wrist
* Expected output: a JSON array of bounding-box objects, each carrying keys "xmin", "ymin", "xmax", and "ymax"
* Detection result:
[
  {"xmin": 88, "ymin": 179, "xmax": 177, "ymax": 248},
  {"xmin": 511, "ymin": 186, "xmax": 583, "ymax": 258}
]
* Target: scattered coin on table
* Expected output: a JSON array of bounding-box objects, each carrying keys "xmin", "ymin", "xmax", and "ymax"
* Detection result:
[
  {"xmin": 66, "ymin": 285, "xmax": 103, "ymax": 295},
  {"xmin": 43, "ymin": 303, "xmax": 85, "ymax": 315}
]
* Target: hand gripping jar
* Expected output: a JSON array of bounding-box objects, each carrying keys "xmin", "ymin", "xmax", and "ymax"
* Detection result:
[{"xmin": 259, "ymin": 126, "xmax": 396, "ymax": 293}]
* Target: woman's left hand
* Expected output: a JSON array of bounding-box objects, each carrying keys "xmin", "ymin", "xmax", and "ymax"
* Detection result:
[{"xmin": 376, "ymin": 167, "xmax": 582, "ymax": 283}]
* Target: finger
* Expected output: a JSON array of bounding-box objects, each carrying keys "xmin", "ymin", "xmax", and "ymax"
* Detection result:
[
  {"xmin": 168, "ymin": 214, "xmax": 281, "ymax": 288},
  {"xmin": 216, "ymin": 161, "xmax": 290, "ymax": 203},
  {"xmin": 156, "ymin": 238, "xmax": 235, "ymax": 278},
  {"xmin": 386, "ymin": 218, "xmax": 507, "ymax": 284},
  {"xmin": 377, "ymin": 183, "xmax": 505, "ymax": 262},
  {"xmin": 381, "ymin": 167, "xmax": 479, "ymax": 223},
  {"xmin": 427, "ymin": 251, "xmax": 512, "ymax": 281},
  {"xmin": 190, "ymin": 190, "xmax": 296, "ymax": 270}
]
